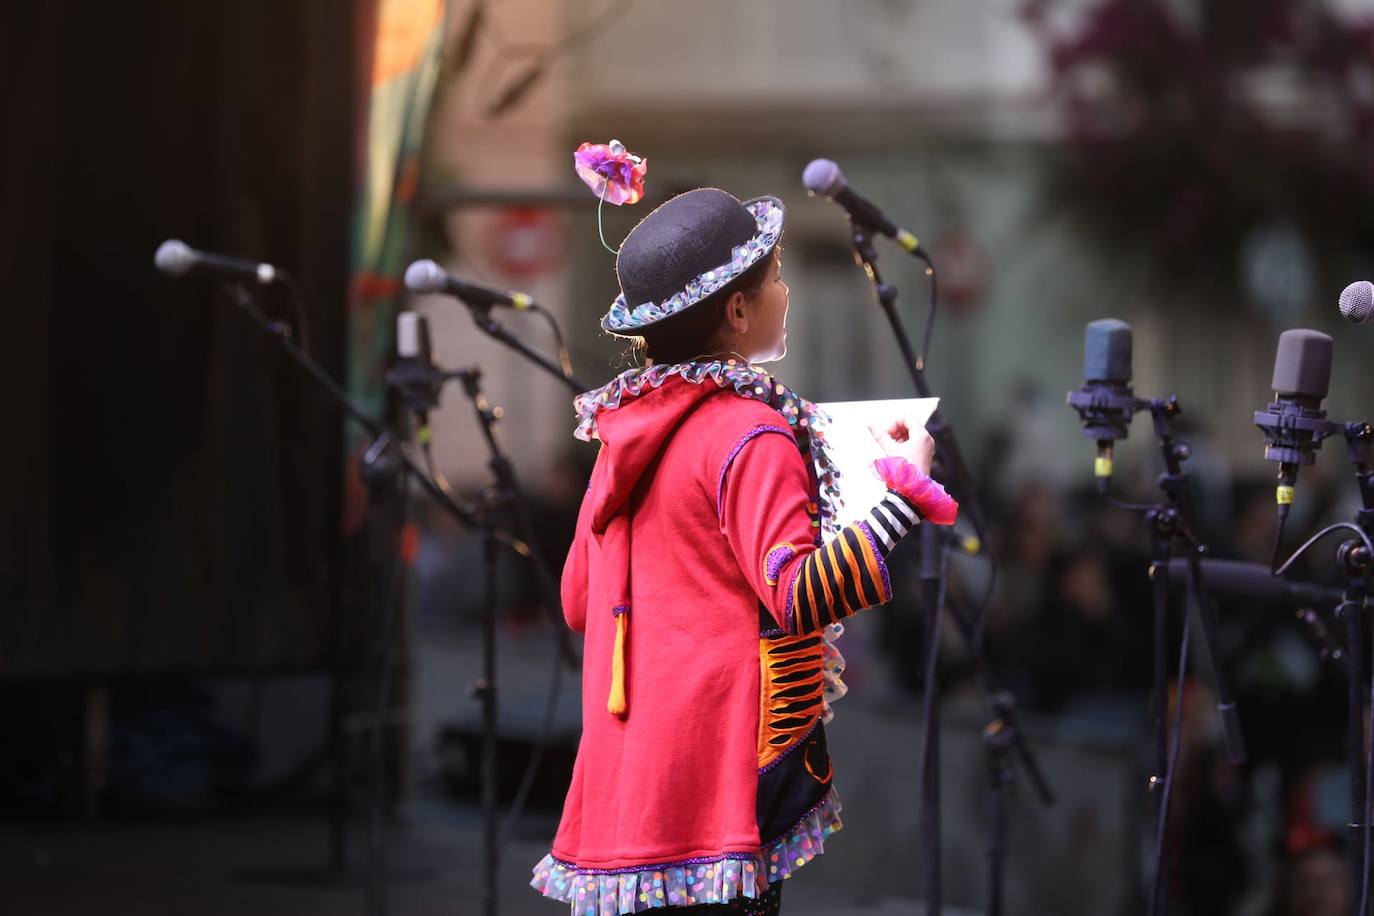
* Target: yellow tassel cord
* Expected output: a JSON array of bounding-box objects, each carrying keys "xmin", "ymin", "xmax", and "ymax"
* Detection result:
[{"xmin": 607, "ymin": 611, "xmax": 628, "ymax": 717}]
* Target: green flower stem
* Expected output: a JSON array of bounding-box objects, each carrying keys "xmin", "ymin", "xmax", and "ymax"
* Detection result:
[{"xmin": 597, "ymin": 185, "xmax": 618, "ymax": 255}]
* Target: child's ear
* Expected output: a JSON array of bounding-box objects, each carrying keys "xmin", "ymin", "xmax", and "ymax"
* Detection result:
[{"xmin": 725, "ymin": 291, "xmax": 749, "ymax": 332}]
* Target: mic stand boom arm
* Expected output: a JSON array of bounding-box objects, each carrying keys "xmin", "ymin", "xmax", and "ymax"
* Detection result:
[
  {"xmin": 229, "ymin": 278, "xmax": 578, "ymax": 690},
  {"xmin": 223, "ymin": 284, "xmax": 486, "ymax": 533},
  {"xmin": 848, "ymin": 225, "xmax": 988, "ymax": 545},
  {"xmin": 464, "ymin": 303, "xmax": 590, "ymax": 395}
]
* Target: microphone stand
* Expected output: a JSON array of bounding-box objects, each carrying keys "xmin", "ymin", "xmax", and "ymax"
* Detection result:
[
  {"xmin": 849, "ymin": 222, "xmax": 1049, "ymax": 916},
  {"xmin": 945, "ymin": 588, "xmax": 1056, "ymax": 916},
  {"xmin": 1084, "ymin": 396, "xmax": 1245, "ymax": 916},
  {"xmin": 420, "ymin": 295, "xmax": 587, "ymax": 916},
  {"xmin": 220, "ymin": 285, "xmax": 487, "ymax": 531},
  {"xmin": 442, "ymin": 366, "xmax": 526, "ymax": 916},
  {"xmin": 1257, "ymin": 415, "xmax": 1374, "ymax": 916},
  {"xmin": 218, "ymin": 283, "xmax": 507, "ymax": 915},
  {"xmin": 221, "ymin": 284, "xmax": 590, "ymax": 916},
  {"xmin": 394, "ymin": 355, "xmax": 571, "ymax": 916},
  {"xmin": 359, "ymin": 428, "xmax": 407, "ymax": 916},
  {"xmin": 1333, "ymin": 421, "xmax": 1374, "ymax": 914}
]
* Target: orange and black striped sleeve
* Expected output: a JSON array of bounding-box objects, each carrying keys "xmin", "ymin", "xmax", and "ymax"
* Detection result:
[{"xmin": 717, "ymin": 423, "xmax": 921, "ymax": 635}]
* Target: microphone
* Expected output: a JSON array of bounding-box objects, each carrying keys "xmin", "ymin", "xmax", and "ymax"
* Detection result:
[
  {"xmin": 404, "ymin": 260, "xmax": 534, "ymax": 311},
  {"xmin": 1253, "ymin": 329, "xmax": 1338, "ymax": 520},
  {"xmin": 1339, "ymin": 280, "xmax": 1374, "ymax": 325},
  {"xmin": 802, "ymin": 159, "xmax": 922, "ymax": 254},
  {"xmin": 154, "ymin": 239, "xmax": 286, "ymax": 285},
  {"xmin": 386, "ymin": 311, "xmax": 444, "ymax": 424},
  {"xmin": 1165, "ymin": 559, "xmax": 1344, "ymax": 610},
  {"xmin": 1066, "ymin": 319, "xmax": 1141, "ymax": 493}
]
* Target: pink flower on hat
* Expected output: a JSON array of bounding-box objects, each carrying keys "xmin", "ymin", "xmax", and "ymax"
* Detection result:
[{"xmin": 575, "ymin": 139, "xmax": 647, "ymax": 206}]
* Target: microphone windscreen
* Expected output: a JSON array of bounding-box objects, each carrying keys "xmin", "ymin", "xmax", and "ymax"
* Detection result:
[
  {"xmin": 404, "ymin": 259, "xmax": 445, "ymax": 294},
  {"xmin": 1083, "ymin": 319, "xmax": 1132, "ymax": 383},
  {"xmin": 154, "ymin": 239, "xmax": 194, "ymax": 276},
  {"xmin": 1339, "ymin": 280, "xmax": 1374, "ymax": 325},
  {"xmin": 1271, "ymin": 329, "xmax": 1332, "ymax": 400},
  {"xmin": 802, "ymin": 159, "xmax": 845, "ymax": 197}
]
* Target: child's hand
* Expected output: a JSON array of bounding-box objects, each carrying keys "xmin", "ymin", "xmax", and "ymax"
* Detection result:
[{"xmin": 868, "ymin": 417, "xmax": 935, "ymax": 477}]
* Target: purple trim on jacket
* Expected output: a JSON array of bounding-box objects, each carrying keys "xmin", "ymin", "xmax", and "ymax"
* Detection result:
[
  {"xmin": 715, "ymin": 424, "xmax": 794, "ymax": 518},
  {"xmin": 855, "ymin": 521, "xmax": 893, "ymax": 601}
]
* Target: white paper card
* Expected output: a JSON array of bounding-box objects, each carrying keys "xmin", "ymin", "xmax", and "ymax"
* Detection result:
[{"xmin": 816, "ymin": 397, "xmax": 940, "ymax": 529}]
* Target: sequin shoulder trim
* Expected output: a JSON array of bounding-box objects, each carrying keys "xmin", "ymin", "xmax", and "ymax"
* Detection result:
[{"xmin": 572, "ymin": 360, "xmax": 844, "ymax": 537}]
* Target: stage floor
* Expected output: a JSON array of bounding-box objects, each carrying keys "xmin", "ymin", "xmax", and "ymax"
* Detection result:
[{"xmin": 0, "ymin": 797, "xmax": 970, "ymax": 916}]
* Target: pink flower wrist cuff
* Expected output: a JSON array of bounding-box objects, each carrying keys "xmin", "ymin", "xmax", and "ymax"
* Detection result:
[{"xmin": 873, "ymin": 457, "xmax": 959, "ymax": 526}]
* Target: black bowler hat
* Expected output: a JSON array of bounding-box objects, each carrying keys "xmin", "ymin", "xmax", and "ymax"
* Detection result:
[{"xmin": 601, "ymin": 188, "xmax": 784, "ymax": 335}]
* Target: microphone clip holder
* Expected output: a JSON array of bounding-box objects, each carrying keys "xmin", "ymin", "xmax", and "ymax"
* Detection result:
[
  {"xmin": 1066, "ymin": 385, "xmax": 1146, "ymax": 443},
  {"xmin": 454, "ymin": 367, "xmax": 506, "ymax": 434},
  {"xmin": 384, "ymin": 359, "xmax": 444, "ymax": 420},
  {"xmin": 1254, "ymin": 398, "xmax": 1340, "ymax": 466}
]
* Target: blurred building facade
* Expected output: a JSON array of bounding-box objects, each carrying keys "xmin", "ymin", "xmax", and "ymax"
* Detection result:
[{"xmin": 420, "ymin": 0, "xmax": 1374, "ymax": 493}]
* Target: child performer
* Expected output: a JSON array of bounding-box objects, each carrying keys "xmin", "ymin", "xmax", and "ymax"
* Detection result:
[{"xmin": 531, "ymin": 184, "xmax": 958, "ymax": 915}]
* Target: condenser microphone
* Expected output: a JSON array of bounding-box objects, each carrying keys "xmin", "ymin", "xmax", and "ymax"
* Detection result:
[
  {"xmin": 154, "ymin": 239, "xmax": 286, "ymax": 285},
  {"xmin": 1339, "ymin": 280, "xmax": 1374, "ymax": 325},
  {"xmin": 1067, "ymin": 319, "xmax": 1141, "ymax": 493},
  {"xmin": 802, "ymin": 159, "xmax": 922, "ymax": 254},
  {"xmin": 404, "ymin": 260, "xmax": 535, "ymax": 311},
  {"xmin": 1254, "ymin": 329, "xmax": 1338, "ymax": 519}
]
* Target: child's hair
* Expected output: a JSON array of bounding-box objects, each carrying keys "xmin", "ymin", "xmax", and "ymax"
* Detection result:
[{"xmin": 626, "ymin": 250, "xmax": 776, "ymax": 366}]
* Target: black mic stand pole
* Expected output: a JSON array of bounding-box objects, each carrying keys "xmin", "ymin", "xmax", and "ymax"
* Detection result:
[
  {"xmin": 455, "ymin": 298, "xmax": 593, "ymax": 671},
  {"xmin": 450, "ymin": 367, "xmax": 509, "ymax": 916},
  {"xmin": 424, "ymin": 300, "xmax": 586, "ymax": 916},
  {"xmin": 850, "ymin": 221, "xmax": 1036, "ymax": 916},
  {"xmin": 1133, "ymin": 398, "xmax": 1246, "ymax": 916},
  {"xmin": 983, "ymin": 714, "xmax": 1015, "ymax": 916},
  {"xmin": 852, "ymin": 222, "xmax": 1056, "ymax": 916},
  {"xmin": 1336, "ymin": 421, "xmax": 1374, "ymax": 914},
  {"xmin": 458, "ymin": 300, "xmax": 593, "ymax": 663},
  {"xmin": 848, "ymin": 223, "xmax": 947, "ymax": 914},
  {"xmin": 359, "ymin": 429, "xmax": 406, "ymax": 916},
  {"xmin": 943, "ymin": 586, "xmax": 1055, "ymax": 916},
  {"xmin": 424, "ymin": 361, "xmax": 577, "ymax": 916},
  {"xmin": 1257, "ymin": 393, "xmax": 1374, "ymax": 915}
]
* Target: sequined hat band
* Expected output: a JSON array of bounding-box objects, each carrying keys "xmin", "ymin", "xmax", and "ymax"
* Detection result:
[{"xmin": 602, "ymin": 196, "xmax": 784, "ymax": 335}]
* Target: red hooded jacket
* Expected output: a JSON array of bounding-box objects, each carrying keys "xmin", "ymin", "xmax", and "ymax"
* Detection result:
[{"xmin": 534, "ymin": 370, "xmax": 936, "ymax": 909}]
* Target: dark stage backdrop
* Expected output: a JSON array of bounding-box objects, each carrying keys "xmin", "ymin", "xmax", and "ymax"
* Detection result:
[{"xmin": 1, "ymin": 1, "xmax": 360, "ymax": 678}]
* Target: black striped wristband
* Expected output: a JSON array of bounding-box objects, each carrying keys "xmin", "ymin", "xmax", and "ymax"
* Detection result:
[{"xmin": 864, "ymin": 490, "xmax": 922, "ymax": 556}]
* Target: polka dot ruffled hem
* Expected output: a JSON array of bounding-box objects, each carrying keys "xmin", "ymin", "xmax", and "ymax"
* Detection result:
[{"xmin": 530, "ymin": 787, "xmax": 843, "ymax": 914}]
